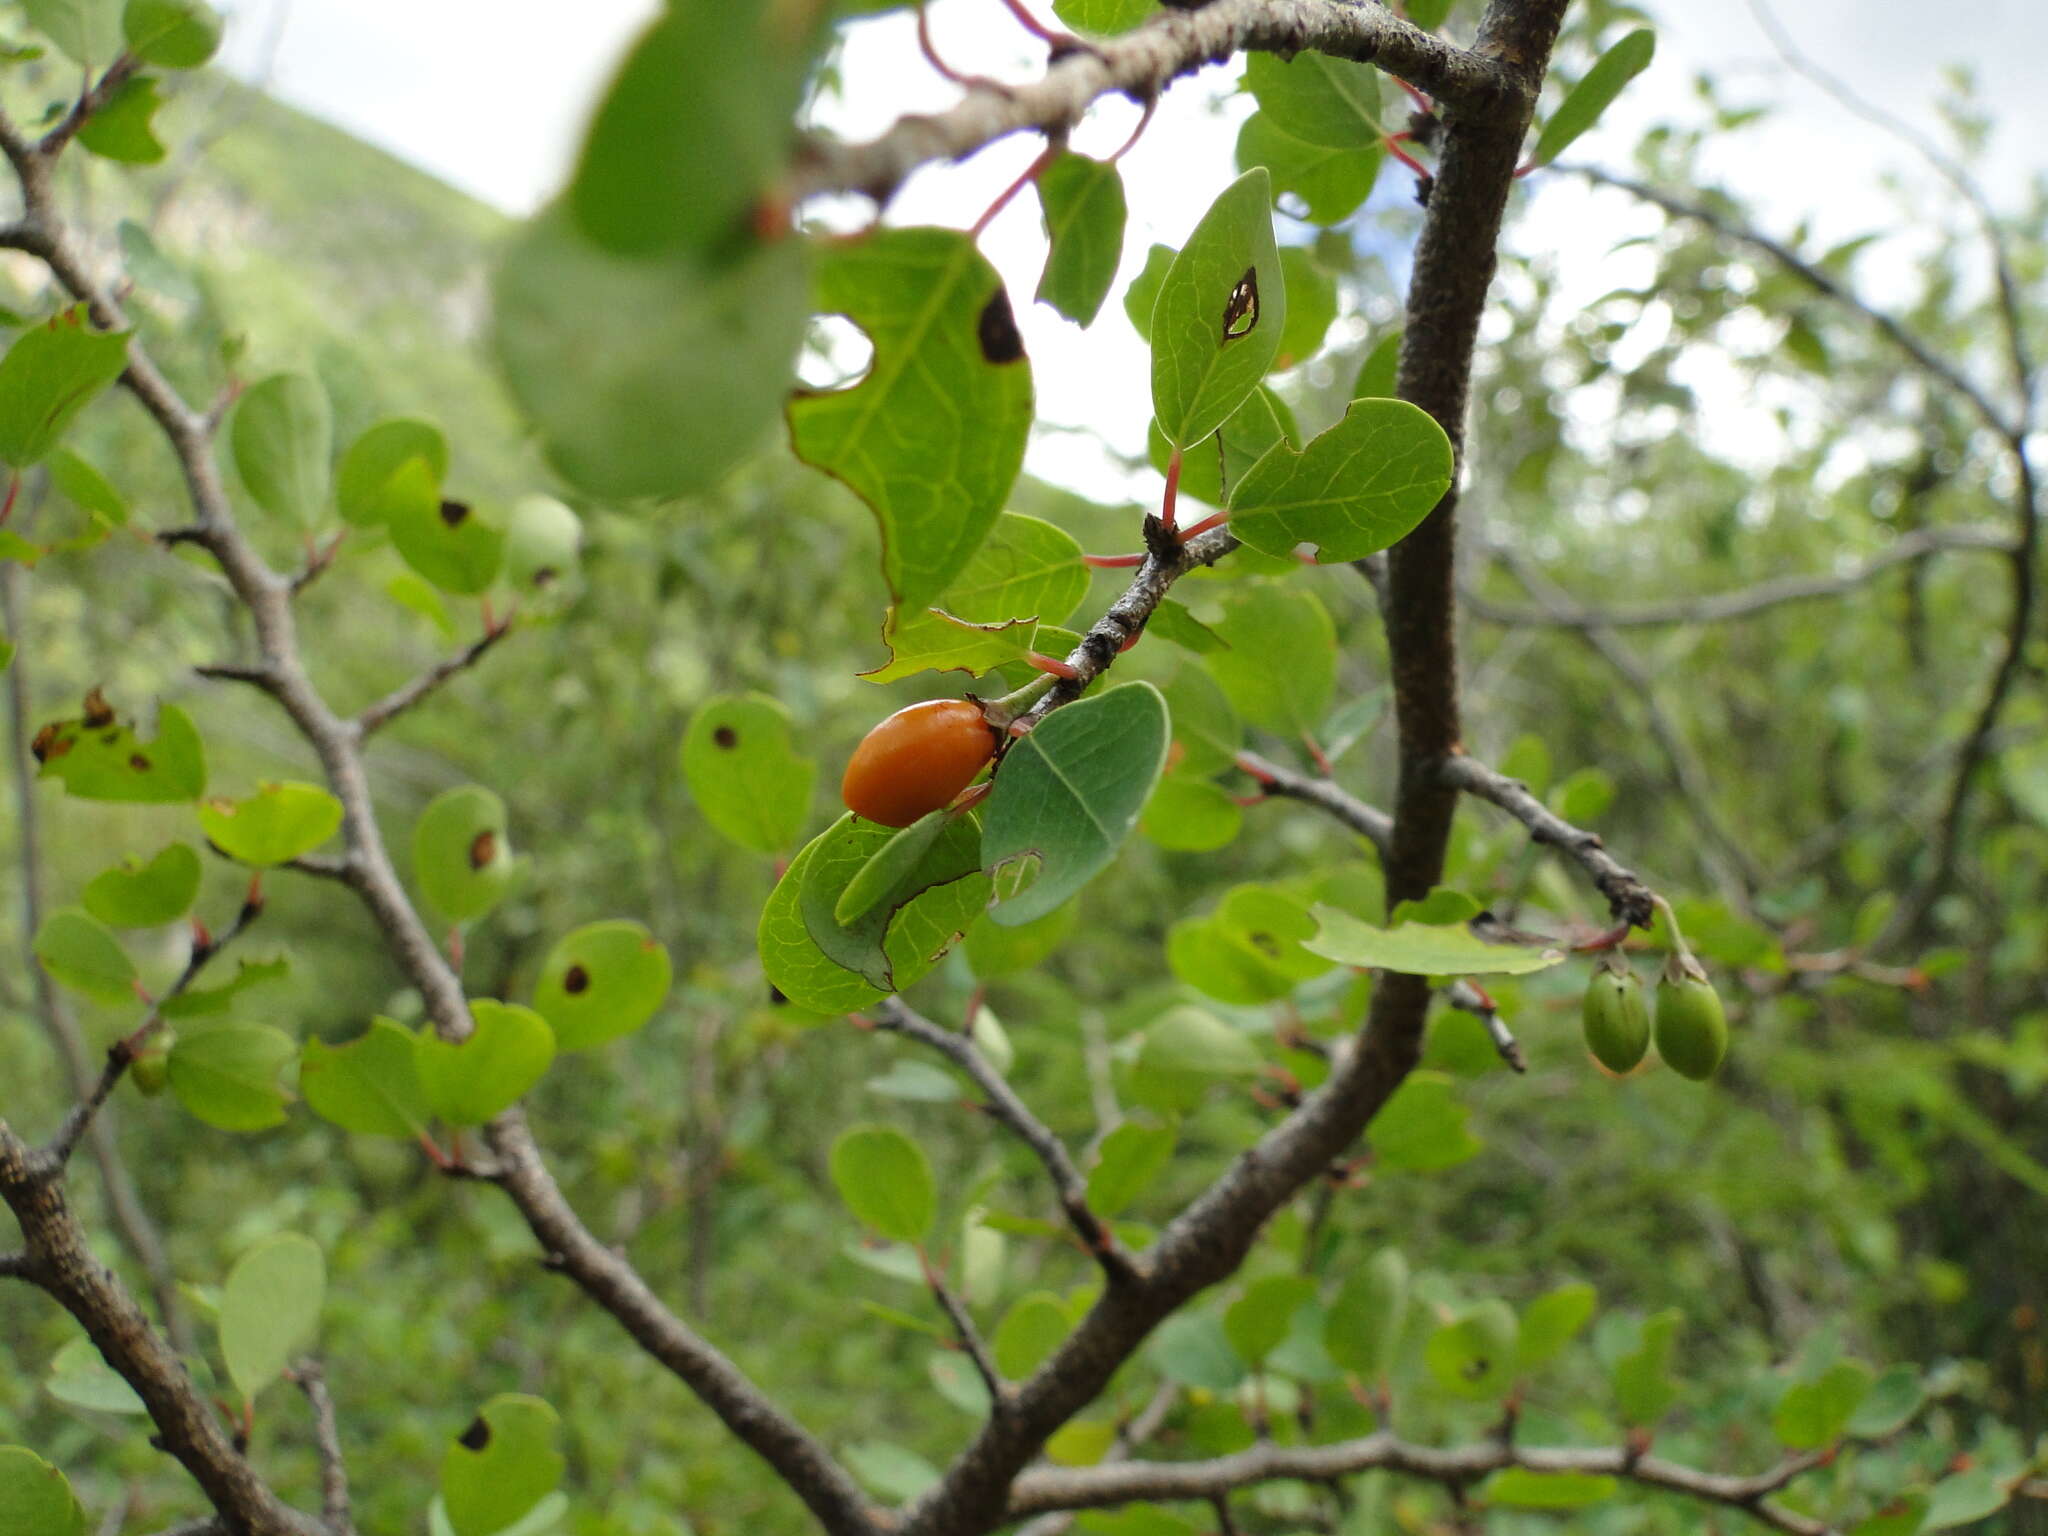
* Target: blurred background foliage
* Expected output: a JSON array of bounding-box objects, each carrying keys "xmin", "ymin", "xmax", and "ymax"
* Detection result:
[{"xmin": 2, "ymin": 0, "xmax": 2045, "ymax": 1532}]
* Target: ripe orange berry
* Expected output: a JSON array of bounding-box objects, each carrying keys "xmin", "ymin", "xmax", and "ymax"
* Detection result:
[{"xmin": 841, "ymin": 699, "xmax": 999, "ymax": 828}]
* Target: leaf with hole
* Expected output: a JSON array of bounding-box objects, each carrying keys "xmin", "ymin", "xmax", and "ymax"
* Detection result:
[
  {"xmin": 414, "ymin": 1000, "xmax": 555, "ymax": 1127},
  {"xmin": 412, "ymin": 785, "xmax": 515, "ymax": 924},
  {"xmin": 300, "ymin": 1018, "xmax": 429, "ymax": 1139},
  {"xmin": 530, "ymin": 920, "xmax": 671, "ymax": 1051},
  {"xmin": 34, "ymin": 699, "xmax": 205, "ymax": 803},
  {"xmin": 982, "ymin": 681, "xmax": 1168, "ymax": 926},
  {"xmin": 336, "ymin": 417, "xmax": 446, "ymax": 528},
  {"xmin": 789, "ymin": 228, "xmax": 1034, "ymax": 611},
  {"xmin": 441, "ymin": 1395, "xmax": 566, "ymax": 1536},
  {"xmin": 390, "ymin": 490, "xmax": 503, "ymax": 595},
  {"xmin": 1150, "ymin": 169, "xmax": 1285, "ymax": 450},
  {"xmin": 681, "ymin": 692, "xmax": 816, "ymax": 854},
  {"xmin": 1426, "ymin": 1299, "xmax": 1518, "ymax": 1399}
]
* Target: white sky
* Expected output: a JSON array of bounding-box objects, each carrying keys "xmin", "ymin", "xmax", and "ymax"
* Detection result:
[{"xmin": 214, "ymin": 1, "xmax": 2044, "ymax": 492}]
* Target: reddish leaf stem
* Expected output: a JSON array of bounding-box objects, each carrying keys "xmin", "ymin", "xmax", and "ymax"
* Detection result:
[
  {"xmin": 1384, "ymin": 130, "xmax": 1432, "ymax": 181},
  {"xmin": 1082, "ymin": 551, "xmax": 1145, "ymax": 568},
  {"xmin": 972, "ymin": 139, "xmax": 1060, "ymax": 237},
  {"xmin": 1159, "ymin": 447, "xmax": 1183, "ymax": 533},
  {"xmin": 1027, "ymin": 651, "xmax": 1082, "ymax": 680},
  {"xmin": 1177, "ymin": 509, "xmax": 1229, "ymax": 541}
]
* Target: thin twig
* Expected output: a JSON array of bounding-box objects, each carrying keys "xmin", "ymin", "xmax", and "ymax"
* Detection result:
[
  {"xmin": 922, "ymin": 1253, "xmax": 1010, "ymax": 1414},
  {"xmin": 874, "ymin": 1000, "xmax": 1133, "ymax": 1284},
  {"xmin": 290, "ymin": 1360, "xmax": 352, "ymax": 1536},
  {"xmin": 40, "ymin": 54, "xmax": 143, "ymax": 158},
  {"xmin": 356, "ymin": 623, "xmax": 515, "ymax": 736},
  {"xmin": 1013, "ymin": 1382, "xmax": 1181, "ymax": 1536},
  {"xmin": 1437, "ymin": 753, "xmax": 1657, "ymax": 928},
  {"xmin": 1235, "ymin": 749, "xmax": 1392, "ymax": 853}
]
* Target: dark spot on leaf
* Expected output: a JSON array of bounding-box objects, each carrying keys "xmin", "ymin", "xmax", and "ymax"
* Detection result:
[
  {"xmin": 767, "ymin": 983, "xmax": 788, "ymax": 1006},
  {"xmin": 1221, "ymin": 266, "xmax": 1259, "ymax": 344},
  {"xmin": 1249, "ymin": 931, "xmax": 1280, "ymax": 957},
  {"xmin": 1462, "ymin": 1356, "xmax": 1491, "ymax": 1380},
  {"xmin": 713, "ymin": 725, "xmax": 738, "ymax": 750},
  {"xmin": 457, "ymin": 1417, "xmax": 490, "ymax": 1452},
  {"xmin": 31, "ymin": 723, "xmax": 59, "ymax": 761},
  {"xmin": 439, "ymin": 499, "xmax": 469, "ymax": 528},
  {"xmin": 977, "ymin": 288, "xmax": 1024, "ymax": 365},
  {"xmin": 468, "ymin": 829, "xmax": 497, "ymax": 870},
  {"xmin": 531, "ymin": 566, "xmax": 558, "ymax": 587},
  {"xmin": 82, "ymin": 687, "xmax": 114, "ymax": 728},
  {"xmin": 563, "ymin": 964, "xmax": 589, "ymax": 995},
  {"xmin": 129, "ymin": 753, "xmax": 151, "ymax": 771},
  {"xmin": 101, "ymin": 731, "xmax": 121, "ymax": 745}
]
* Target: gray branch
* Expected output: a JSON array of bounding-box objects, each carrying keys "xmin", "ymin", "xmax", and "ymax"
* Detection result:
[
  {"xmin": 356, "ymin": 623, "xmax": 515, "ymax": 736},
  {"xmin": 1437, "ymin": 753, "xmax": 1657, "ymax": 928},
  {"xmin": 1235, "ymin": 749, "xmax": 1393, "ymax": 853},
  {"xmin": 291, "ymin": 1360, "xmax": 353, "ymax": 1535}
]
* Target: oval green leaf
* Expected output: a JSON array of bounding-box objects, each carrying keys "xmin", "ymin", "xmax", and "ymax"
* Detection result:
[
  {"xmin": 414, "ymin": 1000, "xmax": 555, "ymax": 1127},
  {"xmin": 198, "ymin": 781, "xmax": 344, "ymax": 867},
  {"xmin": 81, "ymin": 841, "xmax": 200, "ymax": 927},
  {"xmin": 530, "ymin": 920, "xmax": 672, "ymax": 1051},
  {"xmin": 830, "ymin": 1123, "xmax": 936, "ymax": 1243},
  {"xmin": 219, "ymin": 1232, "xmax": 324, "ymax": 1403}
]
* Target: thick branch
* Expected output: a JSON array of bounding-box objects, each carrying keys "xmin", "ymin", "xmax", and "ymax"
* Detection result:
[
  {"xmin": 1463, "ymin": 524, "xmax": 2014, "ymax": 629},
  {"xmin": 796, "ymin": 0, "xmax": 1512, "ymax": 203},
  {"xmin": 1438, "ymin": 753, "xmax": 1657, "ymax": 927},
  {"xmin": 1006, "ymin": 1433, "xmax": 1831, "ymax": 1535},
  {"xmin": 873, "ymin": 1000, "xmax": 1130, "ymax": 1282}
]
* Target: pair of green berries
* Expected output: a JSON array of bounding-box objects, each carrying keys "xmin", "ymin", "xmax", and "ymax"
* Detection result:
[{"xmin": 1581, "ymin": 952, "xmax": 1727, "ymax": 1080}]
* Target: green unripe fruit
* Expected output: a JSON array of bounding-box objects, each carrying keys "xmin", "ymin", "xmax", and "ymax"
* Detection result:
[
  {"xmin": 130, "ymin": 1046, "xmax": 170, "ymax": 1096},
  {"xmin": 1582, "ymin": 962, "xmax": 1649, "ymax": 1073},
  {"xmin": 1655, "ymin": 965, "xmax": 1728, "ymax": 1080},
  {"xmin": 502, "ymin": 494, "xmax": 582, "ymax": 596}
]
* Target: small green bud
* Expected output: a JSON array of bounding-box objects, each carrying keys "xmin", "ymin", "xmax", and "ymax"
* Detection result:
[
  {"xmin": 1582, "ymin": 959, "xmax": 1650, "ymax": 1074},
  {"xmin": 1654, "ymin": 957, "xmax": 1727, "ymax": 1080},
  {"xmin": 130, "ymin": 1046, "xmax": 170, "ymax": 1096}
]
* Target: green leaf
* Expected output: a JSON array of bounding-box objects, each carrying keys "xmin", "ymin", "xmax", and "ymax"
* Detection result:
[
  {"xmin": 1368, "ymin": 1070, "xmax": 1482, "ymax": 1171},
  {"xmin": 33, "ymin": 907, "xmax": 134, "ymax": 1003},
  {"xmin": 1051, "ymin": 0, "xmax": 1154, "ymax": 32},
  {"xmin": 1482, "ymin": 1469, "xmax": 1618, "ymax": 1509},
  {"xmin": 493, "ymin": 202, "xmax": 808, "ymax": 500},
  {"xmin": 1122, "ymin": 243, "xmax": 1175, "ymax": 344},
  {"xmin": 1273, "ymin": 246, "xmax": 1337, "ymax": 372},
  {"xmin": 963, "ymin": 897, "xmax": 1077, "ymax": 979},
  {"xmin": 1141, "ymin": 774, "xmax": 1242, "ymax": 852},
  {"xmin": 789, "ymin": 228, "xmax": 1034, "ymax": 611},
  {"xmin": 993, "ymin": 1292, "xmax": 1071, "ymax": 1378},
  {"xmin": 49, "ymin": 447, "xmax": 127, "ymax": 525},
  {"xmin": 1325, "ymin": 1248, "xmax": 1408, "ymax": 1378},
  {"xmin": 1228, "ymin": 397, "xmax": 1453, "ymax": 562},
  {"xmin": 1203, "ymin": 584, "xmax": 1334, "ymax": 736},
  {"xmin": 1161, "ymin": 665, "xmax": 1240, "ymax": 776},
  {"xmin": 300, "ymin": 1018, "xmax": 430, "ymax": 1139},
  {"xmin": 390, "ymin": 490, "xmax": 503, "ymax": 596},
  {"xmin": 1037, "ymin": 151, "xmax": 1128, "ymax": 327},
  {"xmin": 412, "ymin": 785, "xmax": 515, "ymax": 924},
  {"xmin": 1846, "ymin": 1364, "xmax": 1924, "ymax": 1438},
  {"xmin": 681, "ymin": 693, "xmax": 816, "ymax": 854},
  {"xmin": 82, "ymin": 841, "xmax": 200, "ymax": 927},
  {"xmin": 159, "ymin": 954, "xmax": 289, "ymax": 1020},
  {"xmin": 1149, "ymin": 1312, "xmax": 1244, "ymax": 1392},
  {"xmin": 1084, "ymin": 1117, "xmax": 1176, "ymax": 1217},
  {"xmin": 1225, "ymin": 1275, "xmax": 1315, "ymax": 1366},
  {"xmin": 1245, "ymin": 48, "xmax": 1387, "ymax": 149},
  {"xmin": 1425, "ymin": 1299, "xmax": 1518, "ymax": 1398},
  {"xmin": 44, "ymin": 1336, "xmax": 146, "ymax": 1416},
  {"xmin": 830, "ymin": 1123, "xmax": 936, "ymax": 1243},
  {"xmin": 1168, "ymin": 884, "xmax": 1331, "ymax": 1006},
  {"xmin": 414, "ymin": 1000, "xmax": 555, "ymax": 1127},
  {"xmin": 35, "ymin": 699, "xmax": 205, "ymax": 803},
  {"xmin": 230, "ymin": 374, "xmax": 331, "ymax": 526},
  {"xmin": 843, "ymin": 1441, "xmax": 940, "ymax": 1503},
  {"xmin": 1612, "ymin": 1308, "xmax": 1682, "ymax": 1425},
  {"xmin": 834, "ymin": 810, "xmax": 950, "ymax": 925},
  {"xmin": 219, "ymin": 1233, "xmax": 324, "ymax": 1402},
  {"xmin": 1517, "ymin": 1282, "xmax": 1596, "ymax": 1369},
  {"xmin": 1354, "ymin": 330, "xmax": 1403, "ymax": 400},
  {"xmin": 567, "ymin": 2, "xmax": 809, "ymax": 261},
  {"xmin": 867, "ymin": 1059, "xmax": 962, "ymax": 1102},
  {"xmin": 530, "ymin": 920, "xmax": 671, "ymax": 1051},
  {"xmin": 169, "ymin": 1024, "xmax": 296, "ymax": 1131},
  {"xmin": 1151, "ymin": 385, "xmax": 1293, "ymax": 513},
  {"xmin": 983, "ymin": 681, "xmax": 1169, "ymax": 926},
  {"xmin": 122, "ymin": 0, "xmax": 220, "ymax": 65},
  {"xmin": 863, "ymin": 513, "xmax": 1088, "ymax": 684},
  {"xmin": 1236, "ymin": 112, "xmax": 1380, "ymax": 225},
  {"xmin": 23, "ymin": 0, "xmax": 120, "ymax": 63},
  {"xmin": 442, "ymin": 1395, "xmax": 566, "ymax": 1536},
  {"xmin": 1555, "ymin": 765, "xmax": 1615, "ymax": 824},
  {"xmin": 1530, "ymin": 28, "xmax": 1657, "ymax": 167},
  {"xmin": 1307, "ymin": 906, "xmax": 1564, "ymax": 976},
  {"xmin": 0, "ymin": 305, "xmax": 130, "ymax": 468},
  {"xmin": 1921, "ymin": 1468, "xmax": 2009, "ymax": 1530},
  {"xmin": 1773, "ymin": 1359, "xmax": 1873, "ymax": 1450},
  {"xmin": 336, "ymin": 417, "xmax": 447, "ymax": 528},
  {"xmin": 1150, "ymin": 169, "xmax": 1285, "ymax": 449},
  {"xmin": 0, "ymin": 1445, "xmax": 85, "ymax": 1536},
  {"xmin": 77, "ymin": 73, "xmax": 168, "ymax": 163},
  {"xmin": 800, "ymin": 811, "xmax": 987, "ymax": 991},
  {"xmin": 199, "ymin": 781, "xmax": 343, "ymax": 867},
  {"xmin": 1130, "ymin": 1005, "xmax": 1261, "ymax": 1111}
]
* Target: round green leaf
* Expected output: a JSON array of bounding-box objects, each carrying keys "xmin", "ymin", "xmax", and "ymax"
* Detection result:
[
  {"xmin": 530, "ymin": 920, "xmax": 671, "ymax": 1051},
  {"xmin": 1612, "ymin": 1308, "xmax": 1682, "ymax": 1426},
  {"xmin": 1236, "ymin": 111, "xmax": 1381, "ymax": 225},
  {"xmin": 35, "ymin": 699, "xmax": 206, "ymax": 803},
  {"xmin": 1229, "ymin": 397, "xmax": 1453, "ymax": 563},
  {"xmin": 390, "ymin": 490, "xmax": 504, "ymax": 595},
  {"xmin": 0, "ymin": 305, "xmax": 132, "ymax": 469},
  {"xmin": 0, "ymin": 1446, "xmax": 85, "ymax": 1536},
  {"xmin": 800, "ymin": 812, "xmax": 987, "ymax": 991},
  {"xmin": 983, "ymin": 681, "xmax": 1170, "ymax": 927},
  {"xmin": 1530, "ymin": 28, "xmax": 1657, "ymax": 167},
  {"xmin": 1426, "ymin": 1299, "xmax": 1519, "ymax": 1399},
  {"xmin": 1141, "ymin": 774, "xmax": 1242, "ymax": 852},
  {"xmin": 122, "ymin": 0, "xmax": 221, "ymax": 66},
  {"xmin": 81, "ymin": 841, "xmax": 199, "ymax": 927},
  {"xmin": 1517, "ymin": 1281, "xmax": 1596, "ymax": 1370},
  {"xmin": 169, "ymin": 1023, "xmax": 296, "ymax": 1131},
  {"xmin": 1036, "ymin": 151, "xmax": 1128, "ymax": 328},
  {"xmin": 44, "ymin": 1337, "xmax": 146, "ymax": 1416},
  {"xmin": 22, "ymin": 0, "xmax": 121, "ymax": 64},
  {"xmin": 1203, "ymin": 584, "xmax": 1335, "ymax": 736},
  {"xmin": 1150, "ymin": 169, "xmax": 1286, "ymax": 450},
  {"xmin": 1084, "ymin": 1117, "xmax": 1176, "ymax": 1218},
  {"xmin": 414, "ymin": 1000, "xmax": 555, "ymax": 1127},
  {"xmin": 963, "ymin": 896, "xmax": 1076, "ymax": 979},
  {"xmin": 300, "ymin": 1018, "xmax": 429, "ymax": 1139},
  {"xmin": 1245, "ymin": 48, "xmax": 1387, "ymax": 150},
  {"xmin": 33, "ymin": 907, "xmax": 135, "ymax": 1004},
  {"xmin": 441, "ymin": 1394, "xmax": 566, "ymax": 1536},
  {"xmin": 1773, "ymin": 1359, "xmax": 1873, "ymax": 1450},
  {"xmin": 336, "ymin": 417, "xmax": 446, "ymax": 528},
  {"xmin": 1326, "ymin": 1248, "xmax": 1410, "ymax": 1378},
  {"xmin": 1225, "ymin": 1275, "xmax": 1316, "ymax": 1366},
  {"xmin": 992, "ymin": 1291, "xmax": 1071, "ymax": 1379},
  {"xmin": 1482, "ymin": 1469, "xmax": 1619, "ymax": 1509},
  {"xmin": 681, "ymin": 693, "xmax": 815, "ymax": 855},
  {"xmin": 198, "ymin": 781, "xmax": 343, "ymax": 867},
  {"xmin": 1130, "ymin": 1005, "xmax": 1261, "ymax": 1112},
  {"xmin": 1367, "ymin": 1070, "xmax": 1482, "ymax": 1172},
  {"xmin": 412, "ymin": 785, "xmax": 515, "ymax": 924},
  {"xmin": 230, "ymin": 373, "xmax": 331, "ymax": 527},
  {"xmin": 219, "ymin": 1232, "xmax": 324, "ymax": 1404},
  {"xmin": 829, "ymin": 1123, "xmax": 935, "ymax": 1243}
]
